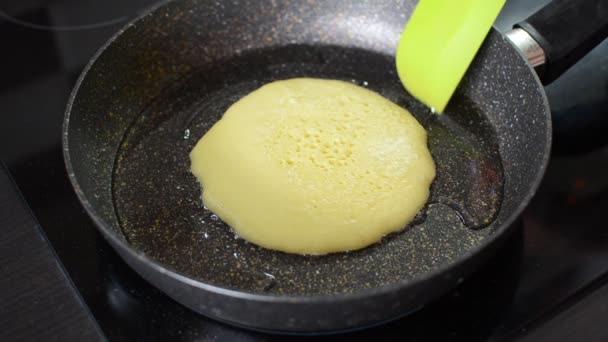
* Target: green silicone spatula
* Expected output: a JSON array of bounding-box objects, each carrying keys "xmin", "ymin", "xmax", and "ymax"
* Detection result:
[{"xmin": 396, "ymin": 0, "xmax": 506, "ymax": 113}]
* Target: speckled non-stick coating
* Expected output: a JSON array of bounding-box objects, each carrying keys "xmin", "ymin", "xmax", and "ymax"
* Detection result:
[
  {"xmin": 63, "ymin": 0, "xmax": 551, "ymax": 333},
  {"xmin": 111, "ymin": 44, "xmax": 503, "ymax": 296}
]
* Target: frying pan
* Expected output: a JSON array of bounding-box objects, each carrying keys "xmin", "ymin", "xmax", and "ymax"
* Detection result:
[{"xmin": 63, "ymin": 0, "xmax": 608, "ymax": 333}]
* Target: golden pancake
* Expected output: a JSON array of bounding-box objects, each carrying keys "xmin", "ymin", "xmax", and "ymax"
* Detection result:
[{"xmin": 190, "ymin": 78, "xmax": 435, "ymax": 255}]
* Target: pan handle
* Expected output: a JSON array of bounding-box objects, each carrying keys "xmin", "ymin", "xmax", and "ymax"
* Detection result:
[{"xmin": 505, "ymin": 0, "xmax": 608, "ymax": 84}]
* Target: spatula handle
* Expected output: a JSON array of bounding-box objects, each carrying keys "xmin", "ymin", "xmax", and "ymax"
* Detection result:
[{"xmin": 515, "ymin": 0, "xmax": 608, "ymax": 84}]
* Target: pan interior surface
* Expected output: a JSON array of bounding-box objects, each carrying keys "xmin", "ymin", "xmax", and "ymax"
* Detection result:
[{"xmin": 112, "ymin": 44, "xmax": 504, "ymax": 296}]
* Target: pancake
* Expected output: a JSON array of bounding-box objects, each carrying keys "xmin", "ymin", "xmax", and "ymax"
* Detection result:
[{"xmin": 190, "ymin": 78, "xmax": 435, "ymax": 255}]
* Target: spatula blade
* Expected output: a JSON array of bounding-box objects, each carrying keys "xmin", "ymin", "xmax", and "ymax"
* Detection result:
[{"xmin": 396, "ymin": 0, "xmax": 506, "ymax": 113}]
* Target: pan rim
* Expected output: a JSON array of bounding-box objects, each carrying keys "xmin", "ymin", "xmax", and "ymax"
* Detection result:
[{"xmin": 62, "ymin": 0, "xmax": 552, "ymax": 306}]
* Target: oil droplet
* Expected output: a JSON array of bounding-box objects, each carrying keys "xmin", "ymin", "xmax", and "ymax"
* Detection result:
[
  {"xmin": 263, "ymin": 272, "xmax": 276, "ymax": 291},
  {"xmin": 425, "ymin": 100, "xmax": 504, "ymax": 230},
  {"xmin": 183, "ymin": 129, "xmax": 190, "ymax": 139},
  {"xmin": 210, "ymin": 214, "xmax": 219, "ymax": 221}
]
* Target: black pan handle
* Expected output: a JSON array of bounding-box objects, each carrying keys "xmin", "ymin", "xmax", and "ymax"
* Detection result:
[{"xmin": 509, "ymin": 0, "xmax": 608, "ymax": 84}]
